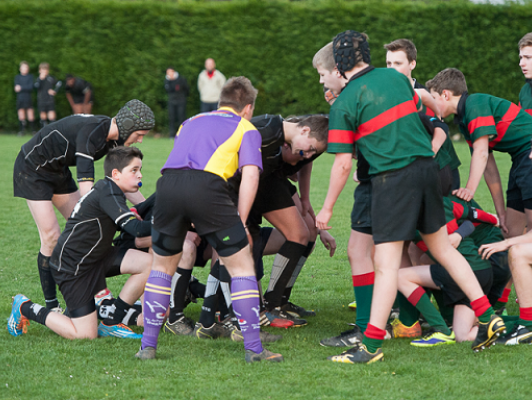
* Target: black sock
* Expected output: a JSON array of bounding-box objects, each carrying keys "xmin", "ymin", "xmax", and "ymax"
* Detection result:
[
  {"xmin": 111, "ymin": 297, "xmax": 132, "ymax": 324},
  {"xmin": 40, "ymin": 119, "xmax": 47, "ymax": 128},
  {"xmin": 97, "ymin": 299, "xmax": 116, "ymax": 320},
  {"xmin": 264, "ymin": 241, "xmax": 307, "ymax": 309},
  {"xmin": 281, "ymin": 241, "xmax": 314, "ymax": 305},
  {"xmin": 19, "ymin": 120, "xmax": 26, "ymax": 132},
  {"xmin": 169, "ymin": 267, "xmax": 192, "ymax": 323},
  {"xmin": 29, "ymin": 120, "xmax": 35, "ymax": 131},
  {"xmin": 38, "ymin": 252, "xmax": 59, "ymax": 309},
  {"xmin": 218, "ymin": 264, "xmax": 232, "ymax": 320},
  {"xmin": 189, "ymin": 278, "xmax": 205, "ymax": 299},
  {"xmin": 21, "ymin": 301, "xmax": 50, "ymax": 326}
]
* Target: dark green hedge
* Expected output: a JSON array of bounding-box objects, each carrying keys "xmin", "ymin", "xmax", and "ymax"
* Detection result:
[{"xmin": 1, "ymin": 0, "xmax": 531, "ymax": 131}]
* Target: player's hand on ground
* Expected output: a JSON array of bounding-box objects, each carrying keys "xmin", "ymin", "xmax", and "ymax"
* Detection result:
[
  {"xmin": 316, "ymin": 208, "xmax": 333, "ymax": 230},
  {"xmin": 448, "ymin": 232, "xmax": 462, "ymax": 249},
  {"xmin": 319, "ymin": 230, "xmax": 337, "ymax": 257},
  {"xmin": 478, "ymin": 240, "xmax": 510, "ymax": 260},
  {"xmin": 452, "ymin": 187, "xmax": 474, "ymax": 202}
]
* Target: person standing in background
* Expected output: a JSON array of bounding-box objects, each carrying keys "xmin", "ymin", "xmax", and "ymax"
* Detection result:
[
  {"xmin": 197, "ymin": 58, "xmax": 226, "ymax": 113},
  {"xmin": 14, "ymin": 61, "xmax": 36, "ymax": 135},
  {"xmin": 165, "ymin": 67, "xmax": 189, "ymax": 138}
]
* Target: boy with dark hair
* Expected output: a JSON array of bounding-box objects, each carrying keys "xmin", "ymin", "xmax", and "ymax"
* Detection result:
[
  {"xmin": 13, "ymin": 99, "xmax": 155, "ymax": 313},
  {"xmin": 8, "ymin": 146, "xmax": 152, "ymax": 340},
  {"xmin": 316, "ymin": 30, "xmax": 504, "ymax": 364},
  {"xmin": 427, "ymin": 68, "xmax": 532, "ymax": 238},
  {"xmin": 34, "ymin": 62, "xmax": 62, "ymax": 128},
  {"xmin": 518, "ymin": 33, "xmax": 532, "ymax": 116},
  {"xmin": 165, "ymin": 67, "xmax": 189, "ymax": 138},
  {"xmin": 65, "ymin": 74, "xmax": 93, "ymax": 114},
  {"xmin": 136, "ymin": 76, "xmax": 283, "ymax": 363},
  {"xmin": 14, "ymin": 61, "xmax": 35, "ymax": 135},
  {"xmin": 384, "ymin": 38, "xmax": 461, "ymax": 191}
]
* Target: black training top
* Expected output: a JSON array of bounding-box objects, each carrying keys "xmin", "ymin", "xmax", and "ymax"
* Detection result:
[
  {"xmin": 250, "ymin": 114, "xmax": 286, "ymax": 178},
  {"xmin": 20, "ymin": 115, "xmax": 117, "ymax": 183},
  {"xmin": 34, "ymin": 75, "xmax": 61, "ymax": 104},
  {"xmin": 14, "ymin": 74, "xmax": 34, "ymax": 101},
  {"xmin": 65, "ymin": 77, "xmax": 92, "ymax": 102},
  {"xmin": 50, "ymin": 177, "xmax": 151, "ymax": 275}
]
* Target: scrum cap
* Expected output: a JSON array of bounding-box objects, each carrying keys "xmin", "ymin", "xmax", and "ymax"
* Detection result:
[
  {"xmin": 115, "ymin": 99, "xmax": 155, "ymax": 143},
  {"xmin": 333, "ymin": 30, "xmax": 371, "ymax": 78}
]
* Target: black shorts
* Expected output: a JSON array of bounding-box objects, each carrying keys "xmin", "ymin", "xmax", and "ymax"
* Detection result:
[
  {"xmin": 371, "ymin": 158, "xmax": 446, "ymax": 244},
  {"xmin": 152, "ymin": 170, "xmax": 247, "ymax": 257},
  {"xmin": 430, "ymin": 264, "xmax": 493, "ymax": 307},
  {"xmin": 38, "ymin": 101, "xmax": 55, "ymax": 113},
  {"xmin": 16, "ymin": 97, "xmax": 33, "ymax": 110},
  {"xmin": 438, "ymin": 164, "xmax": 453, "ymax": 197},
  {"xmin": 506, "ymin": 149, "xmax": 532, "ymax": 212},
  {"xmin": 247, "ymin": 174, "xmax": 296, "ymax": 234},
  {"xmin": 72, "ymin": 93, "xmax": 94, "ymax": 104},
  {"xmin": 13, "ymin": 152, "xmax": 78, "ymax": 201},
  {"xmin": 451, "ymin": 168, "xmax": 461, "ymax": 191},
  {"xmin": 487, "ymin": 251, "xmax": 511, "ymax": 305},
  {"xmin": 51, "ymin": 247, "xmax": 126, "ymax": 318},
  {"xmin": 351, "ymin": 181, "xmax": 372, "ymax": 235}
]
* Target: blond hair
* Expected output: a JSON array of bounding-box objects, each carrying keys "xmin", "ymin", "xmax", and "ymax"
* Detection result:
[{"xmin": 312, "ymin": 42, "xmax": 336, "ymax": 71}]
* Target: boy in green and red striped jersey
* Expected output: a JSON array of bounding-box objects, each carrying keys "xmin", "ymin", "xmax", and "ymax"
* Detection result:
[
  {"xmin": 315, "ymin": 30, "xmax": 505, "ymax": 364},
  {"xmin": 518, "ymin": 33, "xmax": 532, "ymax": 117},
  {"xmin": 427, "ymin": 68, "xmax": 532, "ymax": 239}
]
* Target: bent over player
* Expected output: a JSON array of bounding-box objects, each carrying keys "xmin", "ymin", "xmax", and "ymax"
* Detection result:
[
  {"xmin": 13, "ymin": 100, "xmax": 155, "ymax": 313},
  {"xmin": 136, "ymin": 76, "xmax": 283, "ymax": 363}
]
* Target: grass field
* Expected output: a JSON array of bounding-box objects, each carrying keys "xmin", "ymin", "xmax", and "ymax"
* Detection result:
[{"xmin": 0, "ymin": 134, "xmax": 529, "ymax": 400}]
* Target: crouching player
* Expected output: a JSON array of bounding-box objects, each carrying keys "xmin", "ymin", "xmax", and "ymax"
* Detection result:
[
  {"xmin": 136, "ymin": 76, "xmax": 283, "ymax": 363},
  {"xmin": 8, "ymin": 147, "xmax": 152, "ymax": 340}
]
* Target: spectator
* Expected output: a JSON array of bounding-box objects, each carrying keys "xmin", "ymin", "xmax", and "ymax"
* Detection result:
[
  {"xmin": 65, "ymin": 74, "xmax": 93, "ymax": 114},
  {"xmin": 14, "ymin": 61, "xmax": 35, "ymax": 135},
  {"xmin": 197, "ymin": 58, "xmax": 226, "ymax": 112},
  {"xmin": 165, "ymin": 67, "xmax": 189, "ymax": 138}
]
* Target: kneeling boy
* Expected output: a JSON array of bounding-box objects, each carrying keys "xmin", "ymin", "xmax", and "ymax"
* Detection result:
[{"xmin": 8, "ymin": 147, "xmax": 152, "ymax": 340}]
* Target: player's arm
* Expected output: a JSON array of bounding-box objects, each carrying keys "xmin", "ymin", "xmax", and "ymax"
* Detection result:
[
  {"xmin": 479, "ymin": 229, "xmax": 532, "ymax": 260},
  {"xmin": 316, "ymin": 152, "xmax": 352, "ymax": 230},
  {"xmin": 83, "ymin": 88, "xmax": 91, "ymax": 106},
  {"xmin": 430, "ymin": 118, "xmax": 449, "ymax": 156},
  {"xmin": 65, "ymin": 92, "xmax": 75, "ymax": 109},
  {"xmin": 79, "ymin": 181, "xmax": 93, "ymax": 197},
  {"xmin": 453, "ymin": 135, "xmax": 489, "ymax": 201},
  {"xmin": 415, "ymin": 88, "xmax": 441, "ymax": 118},
  {"xmin": 297, "ymin": 162, "xmax": 313, "ymax": 218},
  {"xmin": 238, "ymin": 164, "xmax": 260, "ymax": 226},
  {"xmin": 483, "ymin": 153, "xmax": 507, "ymax": 233}
]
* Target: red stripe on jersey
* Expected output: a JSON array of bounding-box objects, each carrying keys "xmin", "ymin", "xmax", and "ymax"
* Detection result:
[
  {"xmin": 468, "ymin": 116, "xmax": 495, "ymax": 134},
  {"xmin": 425, "ymin": 108, "xmax": 435, "ymax": 117},
  {"xmin": 354, "ymin": 99, "xmax": 418, "ymax": 141},
  {"xmin": 466, "ymin": 139, "xmax": 472, "ymax": 148},
  {"xmin": 413, "ymin": 91, "xmax": 420, "ymax": 108},
  {"xmin": 452, "ymin": 202, "xmax": 465, "ymax": 219},
  {"xmin": 329, "ymin": 129, "xmax": 355, "ymax": 144},
  {"xmin": 416, "ymin": 241, "xmax": 428, "ymax": 252},
  {"xmin": 491, "ymin": 103, "xmax": 521, "ymax": 149},
  {"xmin": 446, "ymin": 219, "xmax": 459, "ymax": 234}
]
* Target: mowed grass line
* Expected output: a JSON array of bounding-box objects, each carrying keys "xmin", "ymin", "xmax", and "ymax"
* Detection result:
[{"xmin": 0, "ymin": 134, "xmax": 529, "ymax": 400}]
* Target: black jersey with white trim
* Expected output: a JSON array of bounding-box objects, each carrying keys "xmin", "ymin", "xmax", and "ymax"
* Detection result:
[
  {"xmin": 20, "ymin": 115, "xmax": 116, "ymax": 182},
  {"xmin": 50, "ymin": 177, "xmax": 148, "ymax": 275},
  {"xmin": 251, "ymin": 114, "xmax": 285, "ymax": 178}
]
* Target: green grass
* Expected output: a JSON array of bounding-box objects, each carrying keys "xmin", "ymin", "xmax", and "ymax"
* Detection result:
[{"xmin": 0, "ymin": 134, "xmax": 528, "ymax": 400}]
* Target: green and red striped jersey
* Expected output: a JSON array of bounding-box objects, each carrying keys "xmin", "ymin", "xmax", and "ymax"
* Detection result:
[
  {"xmin": 519, "ymin": 81, "xmax": 532, "ymax": 117},
  {"xmin": 456, "ymin": 93, "xmax": 532, "ymax": 160},
  {"xmin": 328, "ymin": 67, "xmax": 433, "ymax": 175}
]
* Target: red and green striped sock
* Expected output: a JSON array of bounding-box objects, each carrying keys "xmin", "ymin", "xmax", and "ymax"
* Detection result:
[
  {"xmin": 518, "ymin": 307, "xmax": 532, "ymax": 329},
  {"xmin": 471, "ymin": 296, "xmax": 494, "ymax": 324},
  {"xmin": 362, "ymin": 323, "xmax": 385, "ymax": 353},
  {"xmin": 493, "ymin": 288, "xmax": 511, "ymax": 311},
  {"xmin": 407, "ymin": 287, "xmax": 450, "ymax": 335},
  {"xmin": 353, "ymin": 272, "xmax": 374, "ymax": 333},
  {"xmin": 397, "ymin": 292, "xmax": 419, "ymax": 326}
]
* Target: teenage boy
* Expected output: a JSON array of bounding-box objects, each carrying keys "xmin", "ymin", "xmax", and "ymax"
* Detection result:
[
  {"xmin": 8, "ymin": 147, "xmax": 152, "ymax": 340},
  {"xmin": 518, "ymin": 33, "xmax": 532, "ymax": 116},
  {"xmin": 13, "ymin": 99, "xmax": 155, "ymax": 312},
  {"xmin": 34, "ymin": 63, "xmax": 62, "ymax": 128},
  {"xmin": 65, "ymin": 74, "xmax": 93, "ymax": 114},
  {"xmin": 136, "ymin": 76, "xmax": 283, "ymax": 363},
  {"xmin": 384, "ymin": 38, "xmax": 461, "ymax": 190},
  {"xmin": 312, "ymin": 41, "xmax": 374, "ymax": 348},
  {"xmin": 316, "ymin": 30, "xmax": 505, "ymax": 364},
  {"xmin": 426, "ymin": 68, "xmax": 532, "ymax": 238},
  {"xmin": 14, "ymin": 61, "xmax": 35, "ymax": 135}
]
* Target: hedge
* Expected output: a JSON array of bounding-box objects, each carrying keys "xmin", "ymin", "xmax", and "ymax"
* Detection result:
[{"xmin": 1, "ymin": 0, "xmax": 531, "ymax": 132}]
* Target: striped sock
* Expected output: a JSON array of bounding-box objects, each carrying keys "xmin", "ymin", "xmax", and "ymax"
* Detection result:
[
  {"xmin": 407, "ymin": 287, "xmax": 450, "ymax": 335},
  {"xmin": 141, "ymin": 270, "xmax": 172, "ymax": 350},
  {"xmin": 353, "ymin": 272, "xmax": 374, "ymax": 332},
  {"xmin": 518, "ymin": 306, "xmax": 532, "ymax": 329},
  {"xmin": 471, "ymin": 296, "xmax": 493, "ymax": 324},
  {"xmin": 362, "ymin": 323, "xmax": 385, "ymax": 353},
  {"xmin": 231, "ymin": 276, "xmax": 263, "ymax": 354}
]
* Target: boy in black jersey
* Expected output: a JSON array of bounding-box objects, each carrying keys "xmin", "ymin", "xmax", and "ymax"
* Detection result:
[
  {"xmin": 14, "ymin": 61, "xmax": 36, "ymax": 135},
  {"xmin": 65, "ymin": 74, "xmax": 93, "ymax": 114},
  {"xmin": 34, "ymin": 62, "xmax": 62, "ymax": 128},
  {"xmin": 8, "ymin": 147, "xmax": 152, "ymax": 340},
  {"xmin": 13, "ymin": 99, "xmax": 155, "ymax": 313}
]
